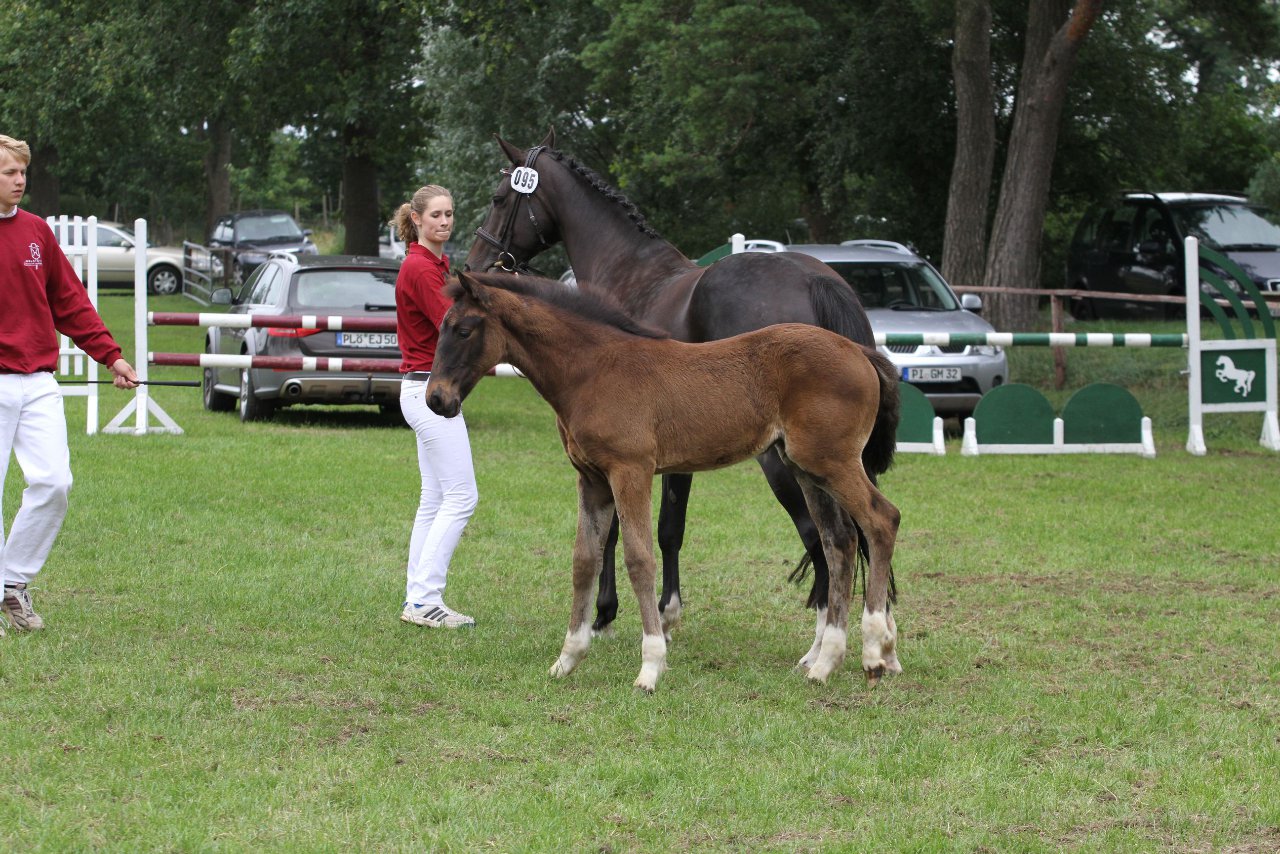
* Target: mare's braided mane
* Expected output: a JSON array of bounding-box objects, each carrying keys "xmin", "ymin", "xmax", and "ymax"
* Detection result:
[{"xmin": 546, "ymin": 148, "xmax": 661, "ymax": 240}]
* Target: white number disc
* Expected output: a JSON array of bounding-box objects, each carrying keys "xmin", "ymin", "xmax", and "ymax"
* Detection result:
[{"xmin": 510, "ymin": 166, "xmax": 540, "ymax": 194}]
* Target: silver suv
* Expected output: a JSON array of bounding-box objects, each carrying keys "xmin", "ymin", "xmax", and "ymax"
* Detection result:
[{"xmin": 750, "ymin": 240, "xmax": 1008, "ymax": 416}]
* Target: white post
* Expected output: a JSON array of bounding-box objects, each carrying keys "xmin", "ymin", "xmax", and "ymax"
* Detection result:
[
  {"xmin": 731, "ymin": 233, "xmax": 744, "ymax": 254},
  {"xmin": 102, "ymin": 218, "xmax": 182, "ymax": 435},
  {"xmin": 133, "ymin": 217, "xmax": 151, "ymax": 434},
  {"xmin": 85, "ymin": 217, "xmax": 100, "ymax": 432},
  {"xmin": 1184, "ymin": 236, "xmax": 1206, "ymax": 456}
]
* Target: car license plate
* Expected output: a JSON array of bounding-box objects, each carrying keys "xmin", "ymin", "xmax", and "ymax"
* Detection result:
[
  {"xmin": 336, "ymin": 332, "xmax": 398, "ymax": 348},
  {"xmin": 903, "ymin": 366, "xmax": 961, "ymax": 382}
]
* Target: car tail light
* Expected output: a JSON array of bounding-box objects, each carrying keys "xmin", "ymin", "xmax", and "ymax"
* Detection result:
[{"xmin": 267, "ymin": 328, "xmax": 323, "ymax": 338}]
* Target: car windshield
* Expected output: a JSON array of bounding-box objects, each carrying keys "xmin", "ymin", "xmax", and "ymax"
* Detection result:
[
  {"xmin": 236, "ymin": 214, "xmax": 304, "ymax": 243},
  {"xmin": 824, "ymin": 261, "xmax": 959, "ymax": 310},
  {"xmin": 1171, "ymin": 204, "xmax": 1280, "ymax": 251},
  {"xmin": 291, "ymin": 269, "xmax": 398, "ymax": 310}
]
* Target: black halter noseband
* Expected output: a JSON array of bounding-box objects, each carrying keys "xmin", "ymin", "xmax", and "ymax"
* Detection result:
[{"xmin": 473, "ymin": 146, "xmax": 552, "ymax": 273}]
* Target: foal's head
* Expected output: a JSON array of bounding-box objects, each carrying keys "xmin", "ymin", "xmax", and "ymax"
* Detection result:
[{"xmin": 425, "ymin": 271, "xmax": 666, "ymax": 418}]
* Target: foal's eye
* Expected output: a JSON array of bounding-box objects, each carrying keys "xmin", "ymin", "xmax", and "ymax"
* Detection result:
[{"xmin": 456, "ymin": 326, "xmax": 472, "ymax": 339}]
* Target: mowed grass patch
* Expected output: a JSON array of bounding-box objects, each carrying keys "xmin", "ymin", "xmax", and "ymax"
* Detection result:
[{"xmin": 0, "ymin": 292, "xmax": 1277, "ymax": 850}]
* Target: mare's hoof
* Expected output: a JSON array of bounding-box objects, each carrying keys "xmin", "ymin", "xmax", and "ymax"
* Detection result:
[
  {"xmin": 865, "ymin": 665, "xmax": 886, "ymax": 687},
  {"xmin": 591, "ymin": 624, "xmax": 615, "ymax": 640}
]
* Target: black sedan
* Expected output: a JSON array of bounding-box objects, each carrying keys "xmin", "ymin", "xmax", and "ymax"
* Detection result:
[{"xmin": 202, "ymin": 254, "xmax": 404, "ymax": 422}]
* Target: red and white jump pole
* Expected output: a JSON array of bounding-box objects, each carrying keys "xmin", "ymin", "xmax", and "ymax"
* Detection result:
[
  {"xmin": 150, "ymin": 312, "xmax": 397, "ymax": 332},
  {"xmin": 148, "ymin": 352, "xmax": 524, "ymax": 378}
]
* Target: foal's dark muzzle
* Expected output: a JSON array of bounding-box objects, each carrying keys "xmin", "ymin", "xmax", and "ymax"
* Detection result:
[{"xmin": 426, "ymin": 387, "xmax": 460, "ymax": 418}]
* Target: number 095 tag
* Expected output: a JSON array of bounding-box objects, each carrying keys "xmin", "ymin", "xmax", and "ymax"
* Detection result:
[{"xmin": 510, "ymin": 166, "xmax": 540, "ymax": 194}]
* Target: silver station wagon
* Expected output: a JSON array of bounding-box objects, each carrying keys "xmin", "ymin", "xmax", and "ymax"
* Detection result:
[
  {"xmin": 749, "ymin": 240, "xmax": 1008, "ymax": 416},
  {"xmin": 202, "ymin": 254, "xmax": 403, "ymax": 422}
]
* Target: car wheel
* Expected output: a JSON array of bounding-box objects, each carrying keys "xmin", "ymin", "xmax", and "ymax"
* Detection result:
[
  {"xmin": 1069, "ymin": 286, "xmax": 1098, "ymax": 321},
  {"xmin": 148, "ymin": 264, "xmax": 181, "ymax": 296},
  {"xmin": 203, "ymin": 367, "xmax": 236, "ymax": 412},
  {"xmin": 238, "ymin": 368, "xmax": 274, "ymax": 422}
]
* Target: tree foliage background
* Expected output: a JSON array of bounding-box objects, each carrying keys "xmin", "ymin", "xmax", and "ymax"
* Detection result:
[{"xmin": 2, "ymin": 0, "xmax": 1278, "ymax": 321}]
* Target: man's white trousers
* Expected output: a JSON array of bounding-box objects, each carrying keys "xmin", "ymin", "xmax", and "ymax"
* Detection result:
[{"xmin": 0, "ymin": 373, "xmax": 72, "ymax": 587}]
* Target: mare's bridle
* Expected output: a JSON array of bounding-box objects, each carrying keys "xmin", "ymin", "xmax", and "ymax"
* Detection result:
[{"xmin": 472, "ymin": 146, "xmax": 552, "ymax": 273}]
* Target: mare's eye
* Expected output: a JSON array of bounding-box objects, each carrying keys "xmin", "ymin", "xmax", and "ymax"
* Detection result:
[{"xmin": 456, "ymin": 326, "xmax": 472, "ymax": 339}]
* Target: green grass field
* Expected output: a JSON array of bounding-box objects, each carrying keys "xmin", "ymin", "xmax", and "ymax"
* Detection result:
[{"xmin": 2, "ymin": 291, "xmax": 1278, "ymax": 851}]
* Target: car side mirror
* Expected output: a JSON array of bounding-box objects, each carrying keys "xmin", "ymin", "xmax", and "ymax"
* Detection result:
[
  {"xmin": 303, "ymin": 229, "xmax": 313, "ymax": 237},
  {"xmin": 1138, "ymin": 239, "xmax": 1164, "ymax": 255},
  {"xmin": 960, "ymin": 293, "xmax": 983, "ymax": 313},
  {"xmin": 211, "ymin": 287, "xmax": 233, "ymax": 305}
]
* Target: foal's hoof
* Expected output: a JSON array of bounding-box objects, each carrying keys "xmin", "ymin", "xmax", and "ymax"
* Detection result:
[
  {"xmin": 806, "ymin": 662, "xmax": 834, "ymax": 685},
  {"xmin": 591, "ymin": 624, "xmax": 615, "ymax": 640},
  {"xmin": 865, "ymin": 665, "xmax": 886, "ymax": 688}
]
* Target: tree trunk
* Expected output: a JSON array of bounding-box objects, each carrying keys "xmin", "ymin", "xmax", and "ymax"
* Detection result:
[
  {"xmin": 342, "ymin": 132, "xmax": 380, "ymax": 257},
  {"xmin": 203, "ymin": 118, "xmax": 233, "ymax": 236},
  {"xmin": 941, "ymin": 0, "xmax": 995, "ymax": 292},
  {"xmin": 26, "ymin": 143, "xmax": 60, "ymax": 217},
  {"xmin": 983, "ymin": 0, "xmax": 1102, "ymax": 331}
]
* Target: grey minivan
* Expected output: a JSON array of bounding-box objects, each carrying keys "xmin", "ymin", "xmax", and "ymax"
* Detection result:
[{"xmin": 1065, "ymin": 192, "xmax": 1280, "ymax": 318}]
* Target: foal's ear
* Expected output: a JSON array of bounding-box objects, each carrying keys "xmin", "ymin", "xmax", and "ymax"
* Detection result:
[
  {"xmin": 540, "ymin": 127, "xmax": 555, "ymax": 149},
  {"xmin": 496, "ymin": 134, "xmax": 524, "ymax": 166},
  {"xmin": 456, "ymin": 272, "xmax": 492, "ymax": 308}
]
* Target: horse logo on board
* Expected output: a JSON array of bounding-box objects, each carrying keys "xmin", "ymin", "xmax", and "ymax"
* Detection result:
[{"xmin": 1214, "ymin": 355, "xmax": 1255, "ymax": 397}]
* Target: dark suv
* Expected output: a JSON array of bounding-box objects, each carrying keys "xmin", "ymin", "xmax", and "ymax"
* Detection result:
[
  {"xmin": 1065, "ymin": 192, "xmax": 1280, "ymax": 318},
  {"xmin": 209, "ymin": 209, "xmax": 319, "ymax": 283}
]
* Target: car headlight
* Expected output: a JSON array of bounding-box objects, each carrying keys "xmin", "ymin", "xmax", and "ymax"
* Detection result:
[{"xmin": 970, "ymin": 345, "xmax": 1002, "ymax": 356}]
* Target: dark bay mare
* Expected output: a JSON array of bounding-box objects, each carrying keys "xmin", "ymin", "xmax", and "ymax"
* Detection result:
[
  {"xmin": 425, "ymin": 271, "xmax": 902, "ymax": 691},
  {"xmin": 465, "ymin": 131, "xmax": 896, "ymax": 656}
]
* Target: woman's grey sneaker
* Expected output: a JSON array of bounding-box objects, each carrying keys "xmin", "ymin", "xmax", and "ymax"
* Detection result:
[
  {"xmin": 400, "ymin": 602, "xmax": 475, "ymax": 629},
  {"xmin": 2, "ymin": 585, "xmax": 44, "ymax": 631}
]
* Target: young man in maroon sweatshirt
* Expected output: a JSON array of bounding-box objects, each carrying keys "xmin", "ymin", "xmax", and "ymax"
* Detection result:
[{"xmin": 0, "ymin": 134, "xmax": 139, "ymax": 634}]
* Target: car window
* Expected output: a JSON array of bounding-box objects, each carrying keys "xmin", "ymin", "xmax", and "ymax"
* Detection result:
[
  {"xmin": 239, "ymin": 263, "xmax": 278, "ymax": 305},
  {"xmin": 1170, "ymin": 204, "xmax": 1280, "ymax": 250},
  {"xmin": 1101, "ymin": 206, "xmax": 1138, "ymax": 253},
  {"xmin": 1133, "ymin": 206, "xmax": 1173, "ymax": 253},
  {"xmin": 235, "ymin": 214, "xmax": 304, "ymax": 243},
  {"xmin": 252, "ymin": 264, "xmax": 286, "ymax": 305},
  {"xmin": 96, "ymin": 226, "xmax": 129, "ymax": 248},
  {"xmin": 292, "ymin": 269, "xmax": 398, "ymax": 309},
  {"xmin": 1071, "ymin": 207, "xmax": 1103, "ymax": 250},
  {"xmin": 825, "ymin": 261, "xmax": 958, "ymax": 310}
]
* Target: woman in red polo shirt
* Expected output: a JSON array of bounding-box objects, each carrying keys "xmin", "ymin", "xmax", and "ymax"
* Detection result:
[{"xmin": 391, "ymin": 185, "xmax": 477, "ymax": 629}]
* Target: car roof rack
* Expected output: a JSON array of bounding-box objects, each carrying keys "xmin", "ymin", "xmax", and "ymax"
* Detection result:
[
  {"xmin": 840, "ymin": 239, "xmax": 914, "ymax": 255},
  {"xmin": 1121, "ymin": 189, "xmax": 1248, "ymax": 203},
  {"xmin": 743, "ymin": 238, "xmax": 786, "ymax": 253}
]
